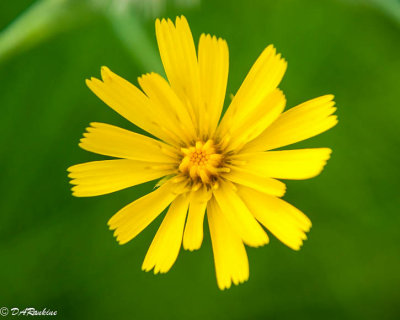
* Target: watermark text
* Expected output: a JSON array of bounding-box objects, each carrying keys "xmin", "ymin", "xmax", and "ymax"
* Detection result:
[{"xmin": 0, "ymin": 307, "xmax": 57, "ymax": 317}]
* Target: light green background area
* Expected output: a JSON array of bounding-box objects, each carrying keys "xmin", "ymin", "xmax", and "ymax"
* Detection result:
[{"xmin": 0, "ymin": 0, "xmax": 399, "ymax": 319}]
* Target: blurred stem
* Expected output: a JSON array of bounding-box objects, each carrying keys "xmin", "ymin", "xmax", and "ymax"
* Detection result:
[
  {"xmin": 0, "ymin": 0, "xmax": 93, "ymax": 63},
  {"xmin": 106, "ymin": 4, "xmax": 163, "ymax": 74},
  {"xmin": 369, "ymin": 0, "xmax": 400, "ymax": 25}
]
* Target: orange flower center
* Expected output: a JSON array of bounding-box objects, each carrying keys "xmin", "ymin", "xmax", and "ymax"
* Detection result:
[{"xmin": 179, "ymin": 140, "xmax": 225, "ymax": 186}]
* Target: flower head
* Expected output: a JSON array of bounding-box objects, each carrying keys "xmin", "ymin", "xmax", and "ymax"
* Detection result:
[{"xmin": 68, "ymin": 16, "xmax": 337, "ymax": 289}]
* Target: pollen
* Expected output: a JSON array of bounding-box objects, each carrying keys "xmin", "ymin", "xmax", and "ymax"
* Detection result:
[{"xmin": 178, "ymin": 140, "xmax": 227, "ymax": 186}]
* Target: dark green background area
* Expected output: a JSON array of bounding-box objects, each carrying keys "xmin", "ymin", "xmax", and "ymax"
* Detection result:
[{"xmin": 1, "ymin": 0, "xmax": 399, "ymax": 319}]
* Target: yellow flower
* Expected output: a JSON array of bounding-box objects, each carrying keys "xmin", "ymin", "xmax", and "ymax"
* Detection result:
[{"xmin": 68, "ymin": 16, "xmax": 337, "ymax": 290}]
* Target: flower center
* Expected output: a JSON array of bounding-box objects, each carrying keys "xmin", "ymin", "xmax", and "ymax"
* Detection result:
[{"xmin": 179, "ymin": 140, "xmax": 224, "ymax": 186}]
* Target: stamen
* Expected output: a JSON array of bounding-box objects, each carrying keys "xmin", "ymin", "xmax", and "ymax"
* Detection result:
[
  {"xmin": 203, "ymin": 139, "xmax": 213, "ymax": 150},
  {"xmin": 192, "ymin": 183, "xmax": 202, "ymax": 192},
  {"xmin": 181, "ymin": 147, "xmax": 191, "ymax": 155},
  {"xmin": 178, "ymin": 139, "xmax": 225, "ymax": 187}
]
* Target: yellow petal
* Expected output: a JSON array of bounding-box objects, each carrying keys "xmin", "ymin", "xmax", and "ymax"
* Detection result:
[
  {"xmin": 238, "ymin": 186, "xmax": 311, "ymax": 250},
  {"xmin": 79, "ymin": 122, "xmax": 178, "ymax": 163},
  {"xmin": 244, "ymin": 95, "xmax": 338, "ymax": 151},
  {"xmin": 108, "ymin": 182, "xmax": 181, "ymax": 245},
  {"xmin": 155, "ymin": 16, "xmax": 201, "ymax": 132},
  {"xmin": 198, "ymin": 34, "xmax": 229, "ymax": 136},
  {"xmin": 183, "ymin": 187, "xmax": 211, "ymax": 251},
  {"xmin": 218, "ymin": 45, "xmax": 287, "ymax": 137},
  {"xmin": 207, "ymin": 197, "xmax": 249, "ymax": 290},
  {"xmin": 86, "ymin": 66, "xmax": 176, "ymax": 144},
  {"xmin": 223, "ymin": 167, "xmax": 286, "ymax": 197},
  {"xmin": 142, "ymin": 194, "xmax": 189, "ymax": 274},
  {"xmin": 233, "ymin": 148, "xmax": 332, "ymax": 180},
  {"xmin": 213, "ymin": 181, "xmax": 269, "ymax": 247},
  {"xmin": 224, "ymin": 89, "xmax": 286, "ymax": 151},
  {"xmin": 138, "ymin": 72, "xmax": 197, "ymax": 144},
  {"xmin": 67, "ymin": 159, "xmax": 174, "ymax": 197}
]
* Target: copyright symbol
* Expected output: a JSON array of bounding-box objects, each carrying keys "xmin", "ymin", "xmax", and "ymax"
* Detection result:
[{"xmin": 0, "ymin": 307, "xmax": 8, "ymax": 316}]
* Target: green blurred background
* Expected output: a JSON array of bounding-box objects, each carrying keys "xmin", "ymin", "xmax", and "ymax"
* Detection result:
[{"xmin": 1, "ymin": 0, "xmax": 399, "ymax": 319}]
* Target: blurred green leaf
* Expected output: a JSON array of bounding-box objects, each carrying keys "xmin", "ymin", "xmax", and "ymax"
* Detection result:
[
  {"xmin": 0, "ymin": 0, "xmax": 94, "ymax": 63},
  {"xmin": 0, "ymin": 0, "xmax": 200, "ymax": 69},
  {"xmin": 369, "ymin": 0, "xmax": 400, "ymax": 24},
  {"xmin": 106, "ymin": 2, "xmax": 163, "ymax": 73},
  {"xmin": 341, "ymin": 0, "xmax": 400, "ymax": 25}
]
